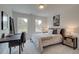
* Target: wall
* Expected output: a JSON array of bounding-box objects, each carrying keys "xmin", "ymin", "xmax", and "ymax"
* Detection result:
[{"xmin": 48, "ymin": 5, "xmax": 79, "ymax": 34}]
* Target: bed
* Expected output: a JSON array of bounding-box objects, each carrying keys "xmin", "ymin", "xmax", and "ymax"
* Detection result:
[{"xmin": 30, "ymin": 33, "xmax": 62, "ymax": 52}]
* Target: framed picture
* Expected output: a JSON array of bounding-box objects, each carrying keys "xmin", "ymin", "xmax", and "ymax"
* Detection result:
[
  {"xmin": 1, "ymin": 11, "xmax": 8, "ymax": 30},
  {"xmin": 53, "ymin": 15, "xmax": 60, "ymax": 26}
]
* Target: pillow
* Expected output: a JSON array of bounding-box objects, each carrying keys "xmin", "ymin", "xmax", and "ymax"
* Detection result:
[
  {"xmin": 57, "ymin": 29, "xmax": 61, "ymax": 34},
  {"xmin": 48, "ymin": 30, "xmax": 53, "ymax": 34},
  {"xmin": 52, "ymin": 29, "xmax": 58, "ymax": 34}
]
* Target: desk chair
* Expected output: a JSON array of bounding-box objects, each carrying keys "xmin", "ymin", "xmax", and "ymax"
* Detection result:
[{"xmin": 9, "ymin": 32, "xmax": 26, "ymax": 54}]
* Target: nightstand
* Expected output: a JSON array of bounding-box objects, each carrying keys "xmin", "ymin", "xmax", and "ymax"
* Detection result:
[{"xmin": 62, "ymin": 35, "xmax": 77, "ymax": 49}]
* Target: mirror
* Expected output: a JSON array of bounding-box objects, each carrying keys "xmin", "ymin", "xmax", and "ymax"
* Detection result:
[
  {"xmin": 9, "ymin": 17, "xmax": 15, "ymax": 34},
  {"xmin": 1, "ymin": 11, "xmax": 8, "ymax": 30}
]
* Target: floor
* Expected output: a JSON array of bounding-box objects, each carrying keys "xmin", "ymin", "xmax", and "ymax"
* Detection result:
[{"xmin": 0, "ymin": 39, "xmax": 79, "ymax": 54}]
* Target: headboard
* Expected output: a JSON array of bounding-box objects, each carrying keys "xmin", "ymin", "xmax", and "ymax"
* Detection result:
[{"xmin": 49, "ymin": 28, "xmax": 62, "ymax": 34}]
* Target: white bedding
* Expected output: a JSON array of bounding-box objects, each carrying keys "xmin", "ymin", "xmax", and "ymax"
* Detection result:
[
  {"xmin": 31, "ymin": 33, "xmax": 62, "ymax": 52},
  {"xmin": 31, "ymin": 33, "xmax": 52, "ymax": 46}
]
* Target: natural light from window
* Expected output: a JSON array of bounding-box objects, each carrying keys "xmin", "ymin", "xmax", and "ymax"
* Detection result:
[
  {"xmin": 17, "ymin": 17, "xmax": 28, "ymax": 33},
  {"xmin": 35, "ymin": 19, "xmax": 42, "ymax": 32}
]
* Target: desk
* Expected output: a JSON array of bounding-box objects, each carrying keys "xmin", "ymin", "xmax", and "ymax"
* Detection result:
[{"xmin": 0, "ymin": 34, "xmax": 21, "ymax": 54}]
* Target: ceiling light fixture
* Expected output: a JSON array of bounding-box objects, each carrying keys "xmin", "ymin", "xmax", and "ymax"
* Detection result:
[{"xmin": 39, "ymin": 4, "xmax": 45, "ymax": 9}]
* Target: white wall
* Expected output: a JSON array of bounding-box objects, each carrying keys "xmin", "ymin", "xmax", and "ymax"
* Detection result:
[{"xmin": 48, "ymin": 5, "xmax": 79, "ymax": 33}]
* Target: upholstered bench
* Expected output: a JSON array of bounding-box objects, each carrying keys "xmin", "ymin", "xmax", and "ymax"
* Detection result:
[{"xmin": 39, "ymin": 35, "xmax": 62, "ymax": 52}]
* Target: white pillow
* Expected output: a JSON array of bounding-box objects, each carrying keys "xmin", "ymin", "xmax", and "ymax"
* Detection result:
[
  {"xmin": 57, "ymin": 29, "xmax": 61, "ymax": 34},
  {"xmin": 48, "ymin": 30, "xmax": 53, "ymax": 34}
]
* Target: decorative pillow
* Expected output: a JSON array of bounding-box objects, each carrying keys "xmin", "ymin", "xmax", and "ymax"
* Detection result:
[
  {"xmin": 57, "ymin": 28, "xmax": 61, "ymax": 34},
  {"xmin": 52, "ymin": 29, "xmax": 58, "ymax": 34},
  {"xmin": 48, "ymin": 30, "xmax": 53, "ymax": 34}
]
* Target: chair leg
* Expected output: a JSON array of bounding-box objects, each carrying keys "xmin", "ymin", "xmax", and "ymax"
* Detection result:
[
  {"xmin": 21, "ymin": 44, "xmax": 23, "ymax": 52},
  {"xmin": 9, "ymin": 47, "xmax": 11, "ymax": 54},
  {"xmin": 19, "ymin": 45, "xmax": 21, "ymax": 54},
  {"xmin": 23, "ymin": 44, "xmax": 24, "ymax": 47}
]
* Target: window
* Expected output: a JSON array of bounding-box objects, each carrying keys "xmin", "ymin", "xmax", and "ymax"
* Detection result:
[
  {"xmin": 17, "ymin": 17, "xmax": 28, "ymax": 33},
  {"xmin": 35, "ymin": 19, "xmax": 42, "ymax": 32}
]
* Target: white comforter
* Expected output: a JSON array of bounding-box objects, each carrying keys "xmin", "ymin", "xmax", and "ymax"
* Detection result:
[
  {"xmin": 31, "ymin": 33, "xmax": 53, "ymax": 47},
  {"xmin": 31, "ymin": 33, "xmax": 62, "ymax": 49}
]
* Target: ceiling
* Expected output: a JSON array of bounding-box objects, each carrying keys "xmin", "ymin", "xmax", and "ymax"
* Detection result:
[{"xmin": 1, "ymin": 4, "xmax": 79, "ymax": 17}]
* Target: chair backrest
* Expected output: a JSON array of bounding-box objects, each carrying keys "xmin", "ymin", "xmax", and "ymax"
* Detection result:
[{"xmin": 20, "ymin": 32, "xmax": 26, "ymax": 43}]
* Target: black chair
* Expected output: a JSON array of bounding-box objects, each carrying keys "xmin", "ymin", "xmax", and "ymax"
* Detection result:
[
  {"xmin": 20, "ymin": 32, "xmax": 26, "ymax": 47},
  {"xmin": 9, "ymin": 32, "xmax": 26, "ymax": 54}
]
